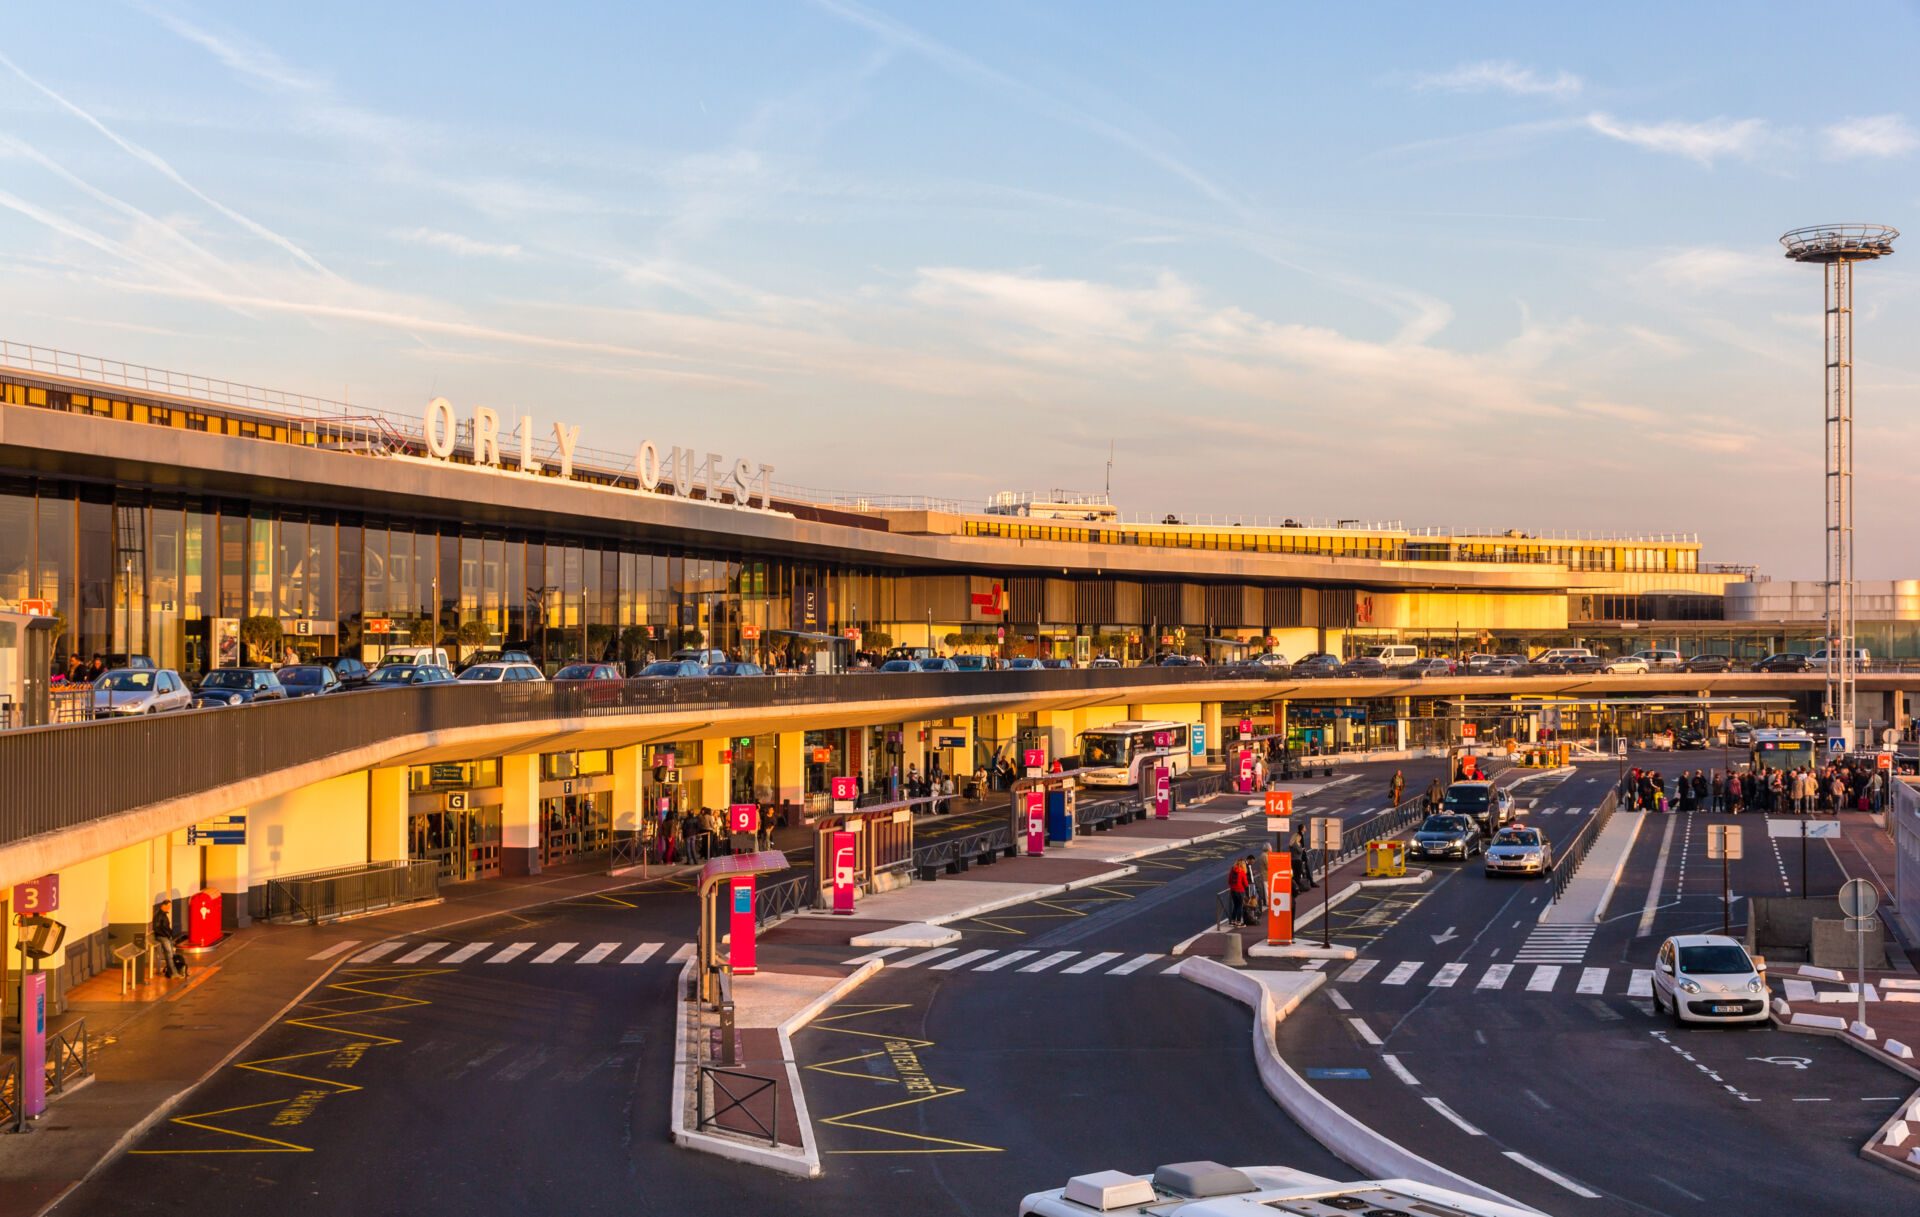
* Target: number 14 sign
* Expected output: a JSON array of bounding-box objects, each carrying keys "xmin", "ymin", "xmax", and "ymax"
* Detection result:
[{"xmin": 12, "ymin": 874, "xmax": 59, "ymax": 914}]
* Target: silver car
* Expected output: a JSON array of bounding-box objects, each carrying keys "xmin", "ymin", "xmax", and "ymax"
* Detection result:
[
  {"xmin": 1484, "ymin": 825, "xmax": 1552, "ymax": 877},
  {"xmin": 93, "ymin": 668, "xmax": 192, "ymax": 716}
]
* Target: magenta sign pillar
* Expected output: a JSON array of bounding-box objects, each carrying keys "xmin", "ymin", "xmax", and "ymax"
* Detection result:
[
  {"xmin": 831, "ymin": 829, "xmax": 858, "ymax": 915},
  {"xmin": 1154, "ymin": 763, "xmax": 1172, "ymax": 819},
  {"xmin": 1024, "ymin": 790, "xmax": 1046, "ymax": 856},
  {"xmin": 22, "ymin": 971, "xmax": 47, "ymax": 1118}
]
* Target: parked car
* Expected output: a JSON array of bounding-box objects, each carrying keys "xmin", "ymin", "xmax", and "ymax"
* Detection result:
[
  {"xmin": 456, "ymin": 662, "xmax": 546, "ymax": 682},
  {"xmin": 318, "ymin": 655, "xmax": 372, "ymax": 688},
  {"xmin": 1563, "ymin": 655, "xmax": 1608, "ymax": 674},
  {"xmin": 1651, "ymin": 934, "xmax": 1769, "ymax": 1026},
  {"xmin": 552, "ymin": 662, "xmax": 622, "ymax": 681},
  {"xmin": 1087, "ymin": 656, "xmax": 1120, "ymax": 669},
  {"xmin": 706, "ymin": 661, "xmax": 766, "ymax": 676},
  {"xmin": 1392, "ymin": 658, "xmax": 1455, "ymax": 678},
  {"xmin": 1470, "ymin": 655, "xmax": 1526, "ymax": 676},
  {"xmin": 1727, "ymin": 720, "xmax": 1754, "ymax": 745},
  {"xmin": 1752, "ymin": 652, "xmax": 1812, "ymax": 673},
  {"xmin": 1289, "ymin": 653, "xmax": 1343, "ymax": 679},
  {"xmin": 1005, "ymin": 657, "xmax": 1045, "ymax": 671},
  {"xmin": 1411, "ymin": 814, "xmax": 1482, "ymax": 861},
  {"xmin": 275, "ymin": 664, "xmax": 343, "ymax": 698},
  {"xmin": 1040, "ymin": 658, "xmax": 1077, "ymax": 670},
  {"xmin": 1339, "ymin": 656, "xmax": 1388, "ymax": 678},
  {"xmin": 878, "ymin": 658, "xmax": 924, "ymax": 673},
  {"xmin": 92, "ymin": 668, "xmax": 191, "ymax": 715},
  {"xmin": 378, "ymin": 646, "xmax": 451, "ymax": 669},
  {"xmin": 1443, "ymin": 780, "xmax": 1514, "ymax": 835},
  {"xmin": 919, "ymin": 657, "xmax": 960, "ymax": 673},
  {"xmin": 672, "ymin": 648, "xmax": 729, "ymax": 667},
  {"xmin": 1680, "ymin": 653, "xmax": 1732, "ymax": 673},
  {"xmin": 953, "ymin": 655, "xmax": 998, "ymax": 671},
  {"xmin": 1628, "ymin": 649, "xmax": 1683, "ymax": 670},
  {"xmin": 1602, "ymin": 656, "xmax": 1650, "ymax": 674},
  {"xmin": 1674, "ymin": 725, "xmax": 1708, "ymax": 749},
  {"xmin": 364, "ymin": 663, "xmax": 456, "ymax": 688},
  {"xmin": 1484, "ymin": 824, "xmax": 1552, "ymax": 877},
  {"xmin": 1810, "ymin": 647, "xmax": 1872, "ymax": 670},
  {"xmin": 458, "ymin": 648, "xmax": 534, "ymax": 672},
  {"xmin": 193, "ymin": 667, "xmax": 288, "ymax": 706},
  {"xmin": 636, "ymin": 660, "xmax": 706, "ymax": 677},
  {"xmin": 1247, "ymin": 652, "xmax": 1290, "ymax": 669},
  {"xmin": 103, "ymin": 653, "xmax": 158, "ymax": 670},
  {"xmin": 1157, "ymin": 654, "xmax": 1199, "ymax": 667}
]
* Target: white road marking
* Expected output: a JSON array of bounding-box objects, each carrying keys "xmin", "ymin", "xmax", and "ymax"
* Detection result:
[
  {"xmin": 1063, "ymin": 951, "xmax": 1123, "ymax": 974},
  {"xmin": 1327, "ymin": 989, "xmax": 1352, "ymax": 1011},
  {"xmin": 1577, "ymin": 966, "xmax": 1609, "ymax": 994},
  {"xmin": 1425, "ymin": 1097, "xmax": 1485, "ymax": 1136},
  {"xmin": 1628, "ymin": 968, "xmax": 1653, "ymax": 997},
  {"xmin": 395, "ymin": 942, "xmax": 449, "ymax": 964},
  {"xmin": 1383, "ymin": 961, "xmax": 1423, "ymax": 986},
  {"xmin": 532, "ymin": 942, "xmax": 577, "ymax": 964},
  {"xmin": 487, "ymin": 942, "xmax": 534, "ymax": 964},
  {"xmin": 1429, "ymin": 963, "xmax": 1467, "ymax": 988},
  {"xmin": 1108, "ymin": 953, "xmax": 1163, "ymax": 975},
  {"xmin": 1349, "ymin": 1017, "xmax": 1383, "ymax": 1046},
  {"xmin": 308, "ymin": 940, "xmax": 361, "ymax": 960},
  {"xmin": 622, "ymin": 943, "xmax": 664, "ymax": 965},
  {"xmin": 1503, "ymin": 1152, "xmax": 1601, "ymax": 1198},
  {"xmin": 1337, "ymin": 959, "xmax": 1379, "ymax": 983},
  {"xmin": 1381, "ymin": 1053, "xmax": 1420, "ymax": 1086},
  {"xmin": 442, "ymin": 942, "xmax": 491, "ymax": 963},
  {"xmin": 931, "ymin": 948, "xmax": 996, "ymax": 971},
  {"xmin": 891, "ymin": 947, "xmax": 958, "ymax": 969},
  {"xmin": 1638, "ymin": 814, "xmax": 1679, "ymax": 937},
  {"xmin": 1477, "ymin": 964, "xmax": 1514, "ymax": 990},
  {"xmin": 1019, "ymin": 950, "xmax": 1079, "ymax": 973},
  {"xmin": 669, "ymin": 944, "xmax": 695, "ymax": 962},
  {"xmin": 350, "ymin": 942, "xmax": 404, "ymax": 964},
  {"xmin": 1527, "ymin": 965, "xmax": 1563, "ymax": 992},
  {"xmin": 974, "ymin": 950, "xmax": 1036, "ymax": 972},
  {"xmin": 576, "ymin": 942, "xmax": 619, "ymax": 964},
  {"xmin": 1301, "ymin": 959, "xmax": 1327, "ymax": 971}
]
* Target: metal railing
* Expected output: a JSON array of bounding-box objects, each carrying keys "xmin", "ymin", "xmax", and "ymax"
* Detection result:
[
  {"xmin": 1329, "ymin": 793, "xmax": 1430, "ymax": 869},
  {"xmin": 753, "ymin": 872, "xmax": 816, "ymax": 927},
  {"xmin": 46, "ymin": 1019, "xmax": 90, "ymax": 1097},
  {"xmin": 262, "ymin": 861, "xmax": 438, "ymax": 924},
  {"xmin": 1, "ymin": 1056, "xmax": 20, "ymax": 1133},
  {"xmin": 697, "ymin": 1065, "xmax": 779, "ymax": 1146},
  {"xmin": 913, "ymin": 822, "xmax": 1014, "ymax": 878},
  {"xmin": 1549, "ymin": 791, "xmax": 1620, "ymax": 903}
]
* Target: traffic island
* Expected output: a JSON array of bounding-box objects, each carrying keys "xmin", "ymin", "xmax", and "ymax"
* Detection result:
[{"xmin": 1771, "ymin": 966, "xmax": 1920, "ymax": 1183}]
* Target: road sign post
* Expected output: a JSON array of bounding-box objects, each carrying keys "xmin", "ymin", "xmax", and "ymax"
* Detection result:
[
  {"xmin": 830, "ymin": 830, "xmax": 857, "ymax": 914},
  {"xmin": 1265, "ymin": 851, "xmax": 1293, "ymax": 945},
  {"xmin": 1706, "ymin": 824, "xmax": 1743, "ymax": 935},
  {"xmin": 1839, "ymin": 879, "xmax": 1879, "ymax": 1034},
  {"xmin": 1264, "ymin": 790, "xmax": 1293, "ymax": 847},
  {"xmin": 1310, "ymin": 816, "xmax": 1342, "ymax": 950}
]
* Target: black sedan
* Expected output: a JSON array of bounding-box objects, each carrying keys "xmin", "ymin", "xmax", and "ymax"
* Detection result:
[
  {"xmin": 1411, "ymin": 814, "xmax": 1482, "ymax": 861},
  {"xmin": 276, "ymin": 664, "xmax": 343, "ymax": 698},
  {"xmin": 1680, "ymin": 654, "xmax": 1733, "ymax": 673},
  {"xmin": 318, "ymin": 655, "xmax": 372, "ymax": 688},
  {"xmin": 1339, "ymin": 657, "xmax": 1388, "ymax": 678},
  {"xmin": 1289, "ymin": 654, "xmax": 1343, "ymax": 679},
  {"xmin": 1563, "ymin": 656, "xmax": 1608, "ymax": 674},
  {"xmin": 192, "ymin": 667, "xmax": 288, "ymax": 707},
  {"xmin": 1752, "ymin": 653, "xmax": 1811, "ymax": 673},
  {"xmin": 1674, "ymin": 726, "xmax": 1708, "ymax": 749}
]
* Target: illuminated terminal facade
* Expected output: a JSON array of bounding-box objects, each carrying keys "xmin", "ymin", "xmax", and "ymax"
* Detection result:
[{"xmin": 0, "ymin": 342, "xmax": 1834, "ymax": 680}]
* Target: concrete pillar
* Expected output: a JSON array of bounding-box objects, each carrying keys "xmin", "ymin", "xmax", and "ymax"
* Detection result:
[
  {"xmin": 612, "ymin": 745, "xmax": 644, "ymax": 837},
  {"xmin": 695, "ymin": 737, "xmax": 729, "ymax": 812},
  {"xmin": 368, "ymin": 766, "xmax": 410, "ymax": 865},
  {"xmin": 1033, "ymin": 710, "xmax": 1076, "ymax": 769},
  {"xmin": 204, "ymin": 837, "xmax": 252, "ymax": 929},
  {"xmin": 776, "ymin": 731, "xmax": 805, "ymax": 805},
  {"xmin": 1201, "ymin": 702, "xmax": 1223, "ymax": 761},
  {"xmin": 106, "ymin": 839, "xmax": 159, "ymax": 944},
  {"xmin": 501, "ymin": 753, "xmax": 542, "ymax": 876}
]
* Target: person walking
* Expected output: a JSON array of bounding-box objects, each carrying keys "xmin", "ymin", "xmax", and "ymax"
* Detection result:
[
  {"xmin": 1226, "ymin": 856, "xmax": 1249, "ymax": 927},
  {"xmin": 1293, "ymin": 823, "xmax": 1318, "ymax": 892},
  {"xmin": 1389, "ymin": 769, "xmax": 1406, "ymax": 808}
]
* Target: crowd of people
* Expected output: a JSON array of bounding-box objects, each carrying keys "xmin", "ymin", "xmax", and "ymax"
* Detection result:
[
  {"xmin": 1617, "ymin": 763, "xmax": 1890, "ymax": 814},
  {"xmin": 651, "ymin": 802, "xmax": 789, "ymax": 864}
]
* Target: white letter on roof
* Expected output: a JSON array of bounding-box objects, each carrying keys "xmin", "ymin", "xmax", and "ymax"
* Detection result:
[{"xmin": 424, "ymin": 397, "xmax": 457, "ymax": 459}]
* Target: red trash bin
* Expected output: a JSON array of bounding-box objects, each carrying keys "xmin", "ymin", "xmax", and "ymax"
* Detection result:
[{"xmin": 187, "ymin": 888, "xmax": 224, "ymax": 949}]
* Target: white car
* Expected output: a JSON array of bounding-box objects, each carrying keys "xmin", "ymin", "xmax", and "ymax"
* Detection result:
[
  {"xmin": 1629, "ymin": 648, "xmax": 1682, "ymax": 670},
  {"xmin": 1651, "ymin": 934, "xmax": 1769, "ymax": 1026},
  {"xmin": 455, "ymin": 662, "xmax": 547, "ymax": 683},
  {"xmin": 1602, "ymin": 656, "xmax": 1650, "ymax": 674},
  {"xmin": 92, "ymin": 668, "xmax": 193, "ymax": 716},
  {"xmin": 1247, "ymin": 652, "xmax": 1290, "ymax": 668}
]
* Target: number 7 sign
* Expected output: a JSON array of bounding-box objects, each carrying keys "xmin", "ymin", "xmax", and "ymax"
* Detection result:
[{"xmin": 12, "ymin": 874, "xmax": 58, "ymax": 914}]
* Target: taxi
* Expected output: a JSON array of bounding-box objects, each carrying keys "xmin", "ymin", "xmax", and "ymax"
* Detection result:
[{"xmin": 1483, "ymin": 823, "xmax": 1552, "ymax": 877}]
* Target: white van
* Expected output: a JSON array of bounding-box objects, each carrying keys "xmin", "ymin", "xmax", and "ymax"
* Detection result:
[
  {"xmin": 1809, "ymin": 647, "xmax": 1872, "ymax": 669},
  {"xmin": 1531, "ymin": 647, "xmax": 1595, "ymax": 664},
  {"xmin": 378, "ymin": 646, "xmax": 452, "ymax": 669},
  {"xmin": 1366, "ymin": 645, "xmax": 1419, "ymax": 666}
]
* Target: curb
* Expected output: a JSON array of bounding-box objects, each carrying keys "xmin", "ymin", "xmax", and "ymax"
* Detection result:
[
  {"xmin": 1772, "ymin": 1004, "xmax": 1920, "ymax": 1182},
  {"xmin": 668, "ymin": 958, "xmax": 881, "ymax": 1178},
  {"xmin": 1537, "ymin": 810, "xmax": 1646, "ymax": 926},
  {"xmin": 1180, "ymin": 957, "xmax": 1539, "ymax": 1216}
]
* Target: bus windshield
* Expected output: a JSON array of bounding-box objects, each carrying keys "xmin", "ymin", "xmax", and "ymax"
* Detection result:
[
  {"xmin": 1080, "ymin": 734, "xmax": 1131, "ymax": 769},
  {"xmin": 1752, "ymin": 736, "xmax": 1813, "ymax": 772}
]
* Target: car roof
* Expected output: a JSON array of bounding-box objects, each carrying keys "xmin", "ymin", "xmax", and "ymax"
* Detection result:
[{"xmin": 1667, "ymin": 933, "xmax": 1742, "ymax": 948}]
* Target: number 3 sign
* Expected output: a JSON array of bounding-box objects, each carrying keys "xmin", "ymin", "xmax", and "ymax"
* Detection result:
[{"xmin": 12, "ymin": 874, "xmax": 59, "ymax": 914}]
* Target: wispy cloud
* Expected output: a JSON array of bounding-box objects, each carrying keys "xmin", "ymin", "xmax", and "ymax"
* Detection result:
[
  {"xmin": 1584, "ymin": 112, "xmax": 1773, "ymax": 165},
  {"xmin": 129, "ymin": 1, "xmax": 323, "ymax": 94},
  {"xmin": 1414, "ymin": 61, "xmax": 1582, "ymax": 99},
  {"xmin": 1822, "ymin": 113, "xmax": 1918, "ymax": 160},
  {"xmin": 394, "ymin": 228, "xmax": 524, "ymax": 260}
]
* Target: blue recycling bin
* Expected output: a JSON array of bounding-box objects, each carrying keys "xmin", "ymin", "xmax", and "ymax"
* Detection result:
[{"xmin": 1045, "ymin": 789, "xmax": 1073, "ymax": 843}]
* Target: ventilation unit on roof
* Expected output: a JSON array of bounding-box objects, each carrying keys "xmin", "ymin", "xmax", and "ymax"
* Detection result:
[{"xmin": 1151, "ymin": 1160, "xmax": 1256, "ymax": 1199}]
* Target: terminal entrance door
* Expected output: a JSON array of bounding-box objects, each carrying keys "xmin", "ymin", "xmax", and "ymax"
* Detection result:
[
  {"xmin": 412, "ymin": 807, "xmax": 501, "ymax": 882},
  {"xmin": 540, "ymin": 790, "xmax": 611, "ymax": 866}
]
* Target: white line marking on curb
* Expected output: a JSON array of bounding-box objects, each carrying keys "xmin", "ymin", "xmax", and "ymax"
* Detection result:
[
  {"xmin": 1327, "ymin": 989, "xmax": 1351, "ymax": 1011},
  {"xmin": 1424, "ymin": 1096, "xmax": 1484, "ymax": 1135},
  {"xmin": 1503, "ymin": 1151, "xmax": 1601, "ymax": 1198},
  {"xmin": 1349, "ymin": 1017, "xmax": 1383, "ymax": 1046},
  {"xmin": 1381, "ymin": 1053, "xmax": 1420, "ymax": 1086},
  {"xmin": 1639, "ymin": 814, "xmax": 1679, "ymax": 937},
  {"xmin": 974, "ymin": 950, "xmax": 1035, "ymax": 972}
]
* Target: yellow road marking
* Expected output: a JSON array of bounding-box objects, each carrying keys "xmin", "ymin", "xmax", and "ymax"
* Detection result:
[{"xmin": 803, "ymin": 1003, "xmax": 1002, "ymax": 1155}]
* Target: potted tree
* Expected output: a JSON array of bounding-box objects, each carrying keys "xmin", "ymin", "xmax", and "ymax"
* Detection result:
[{"xmin": 239, "ymin": 615, "xmax": 283, "ymax": 666}]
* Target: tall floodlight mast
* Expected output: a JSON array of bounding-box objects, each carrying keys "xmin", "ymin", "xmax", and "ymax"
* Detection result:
[{"xmin": 1780, "ymin": 223, "xmax": 1898, "ymax": 750}]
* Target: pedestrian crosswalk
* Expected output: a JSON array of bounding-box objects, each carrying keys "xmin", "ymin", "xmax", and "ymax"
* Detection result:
[
  {"xmin": 1328, "ymin": 956, "xmax": 1657, "ymax": 997},
  {"xmin": 1513, "ymin": 923, "xmax": 1597, "ymax": 963},
  {"xmin": 841, "ymin": 945, "xmax": 1187, "ymax": 978},
  {"xmin": 312, "ymin": 938, "xmax": 694, "ymax": 967}
]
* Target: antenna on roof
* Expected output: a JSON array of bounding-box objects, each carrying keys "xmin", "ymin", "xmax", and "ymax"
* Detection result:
[{"xmin": 1105, "ymin": 441, "xmax": 1114, "ymax": 498}]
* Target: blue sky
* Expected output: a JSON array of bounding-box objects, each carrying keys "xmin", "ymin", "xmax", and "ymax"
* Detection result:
[{"xmin": 2, "ymin": 2, "xmax": 1917, "ymax": 577}]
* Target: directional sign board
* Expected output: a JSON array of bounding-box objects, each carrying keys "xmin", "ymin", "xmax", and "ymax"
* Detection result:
[
  {"xmin": 1704, "ymin": 823, "xmax": 1742, "ymax": 860},
  {"xmin": 187, "ymin": 815, "xmax": 247, "ymax": 846},
  {"xmin": 1838, "ymin": 878, "xmax": 1878, "ymax": 919},
  {"xmin": 11, "ymin": 874, "xmax": 58, "ymax": 915},
  {"xmin": 1766, "ymin": 818, "xmax": 1841, "ymax": 839},
  {"xmin": 1265, "ymin": 790, "xmax": 1294, "ymax": 835},
  {"xmin": 1309, "ymin": 815, "xmax": 1342, "ymax": 852}
]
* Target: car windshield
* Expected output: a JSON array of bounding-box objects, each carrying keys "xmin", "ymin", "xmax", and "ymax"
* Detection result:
[
  {"xmin": 554, "ymin": 665, "xmax": 600, "ymax": 679},
  {"xmin": 880, "ymin": 660, "xmax": 916, "ymax": 671},
  {"xmin": 99, "ymin": 671, "xmax": 155, "ymax": 691},
  {"xmin": 1496, "ymin": 830, "xmax": 1542, "ymax": 847},
  {"xmin": 458, "ymin": 668, "xmax": 504, "ymax": 681},
  {"xmin": 369, "ymin": 667, "xmax": 413, "ymax": 683},
  {"xmin": 280, "ymin": 668, "xmax": 323, "ymax": 684},
  {"xmin": 1443, "ymin": 788, "xmax": 1490, "ymax": 812},
  {"xmin": 201, "ymin": 671, "xmax": 254, "ymax": 689},
  {"xmin": 1419, "ymin": 816, "xmax": 1468, "ymax": 833},
  {"xmin": 1678, "ymin": 944, "xmax": 1752, "ymax": 975},
  {"xmin": 640, "ymin": 662, "xmax": 684, "ymax": 676}
]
